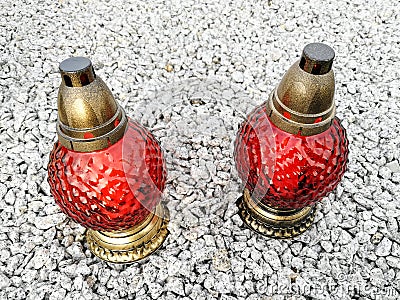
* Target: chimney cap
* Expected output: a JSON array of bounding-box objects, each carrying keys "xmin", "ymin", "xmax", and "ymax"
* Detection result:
[
  {"xmin": 299, "ymin": 43, "xmax": 335, "ymax": 75},
  {"xmin": 59, "ymin": 57, "xmax": 92, "ymax": 73}
]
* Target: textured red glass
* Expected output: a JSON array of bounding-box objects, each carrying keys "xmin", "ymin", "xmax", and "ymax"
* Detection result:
[
  {"xmin": 48, "ymin": 119, "xmax": 166, "ymax": 231},
  {"xmin": 234, "ymin": 104, "xmax": 348, "ymax": 210}
]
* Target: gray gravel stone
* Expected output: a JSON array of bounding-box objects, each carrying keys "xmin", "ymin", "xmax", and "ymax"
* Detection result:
[
  {"xmin": 29, "ymin": 248, "xmax": 50, "ymax": 270},
  {"xmin": 387, "ymin": 160, "xmax": 400, "ymax": 173},
  {"xmin": 212, "ymin": 249, "xmax": 231, "ymax": 272},
  {"xmin": 0, "ymin": 272, "xmax": 11, "ymax": 289},
  {"xmin": 66, "ymin": 242, "xmax": 86, "ymax": 261},
  {"xmin": 376, "ymin": 237, "xmax": 393, "ymax": 257},
  {"xmin": 34, "ymin": 213, "xmax": 66, "ymax": 230},
  {"xmin": 231, "ymin": 71, "xmax": 244, "ymax": 83}
]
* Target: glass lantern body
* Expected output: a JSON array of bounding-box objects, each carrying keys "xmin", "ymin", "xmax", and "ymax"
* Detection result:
[
  {"xmin": 48, "ymin": 118, "xmax": 166, "ymax": 231},
  {"xmin": 234, "ymin": 103, "xmax": 348, "ymax": 210}
]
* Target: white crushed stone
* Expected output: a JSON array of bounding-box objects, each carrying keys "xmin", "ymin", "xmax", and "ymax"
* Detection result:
[{"xmin": 1, "ymin": 0, "xmax": 400, "ymax": 299}]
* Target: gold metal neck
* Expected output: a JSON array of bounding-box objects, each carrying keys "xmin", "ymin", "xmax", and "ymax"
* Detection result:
[
  {"xmin": 56, "ymin": 57, "xmax": 127, "ymax": 152},
  {"xmin": 266, "ymin": 43, "xmax": 336, "ymax": 136}
]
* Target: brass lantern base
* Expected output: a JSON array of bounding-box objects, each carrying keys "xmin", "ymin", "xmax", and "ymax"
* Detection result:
[
  {"xmin": 236, "ymin": 189, "xmax": 316, "ymax": 239},
  {"xmin": 86, "ymin": 203, "xmax": 169, "ymax": 263}
]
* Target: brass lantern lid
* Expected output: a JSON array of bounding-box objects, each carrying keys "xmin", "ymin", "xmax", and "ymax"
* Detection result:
[
  {"xmin": 266, "ymin": 43, "xmax": 336, "ymax": 136},
  {"xmin": 56, "ymin": 57, "xmax": 127, "ymax": 152}
]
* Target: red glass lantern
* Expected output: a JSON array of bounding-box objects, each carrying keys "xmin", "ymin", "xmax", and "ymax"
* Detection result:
[
  {"xmin": 48, "ymin": 57, "xmax": 169, "ymax": 263},
  {"xmin": 234, "ymin": 43, "xmax": 348, "ymax": 238}
]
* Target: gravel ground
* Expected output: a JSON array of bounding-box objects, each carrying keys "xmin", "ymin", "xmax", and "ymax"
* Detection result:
[{"xmin": 1, "ymin": 0, "xmax": 400, "ymax": 299}]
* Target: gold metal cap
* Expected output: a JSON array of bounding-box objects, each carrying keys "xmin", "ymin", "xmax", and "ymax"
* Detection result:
[
  {"xmin": 266, "ymin": 43, "xmax": 336, "ymax": 136},
  {"xmin": 57, "ymin": 57, "xmax": 127, "ymax": 152}
]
